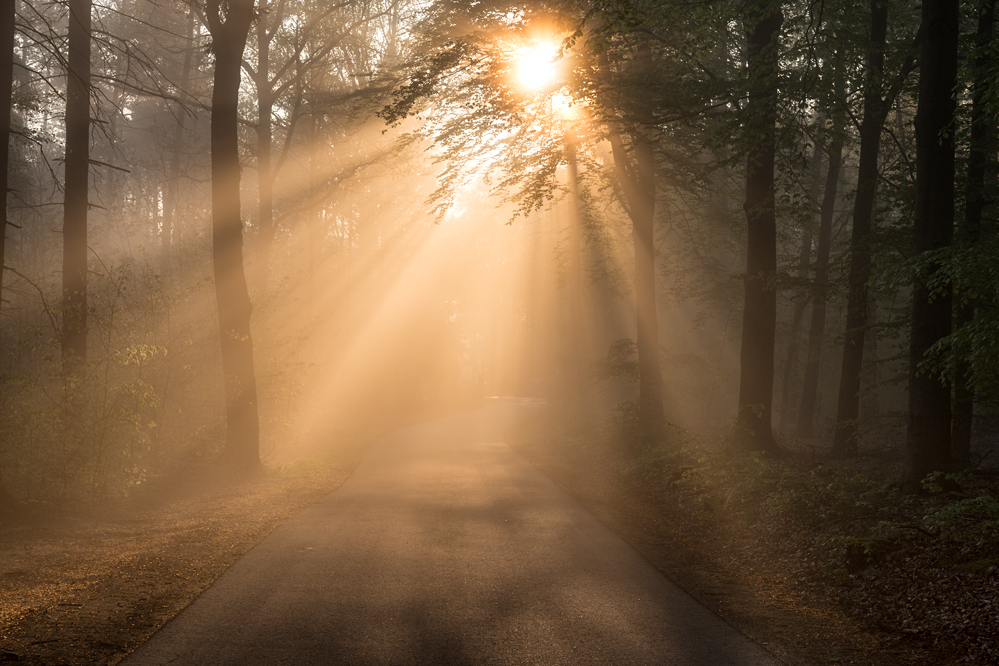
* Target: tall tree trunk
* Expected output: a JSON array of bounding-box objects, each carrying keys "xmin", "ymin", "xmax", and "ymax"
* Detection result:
[
  {"xmin": 859, "ymin": 294, "xmax": 880, "ymax": 421},
  {"xmin": 735, "ymin": 4, "xmax": 782, "ymax": 453},
  {"xmin": 602, "ymin": 41, "xmax": 666, "ymax": 445},
  {"xmin": 953, "ymin": 0, "xmax": 995, "ymax": 468},
  {"xmin": 903, "ymin": 0, "xmax": 959, "ymax": 492},
  {"xmin": 778, "ymin": 142, "xmax": 822, "ymax": 433},
  {"xmin": 608, "ymin": 128, "xmax": 665, "ymax": 443},
  {"xmin": 255, "ymin": 14, "xmax": 275, "ymax": 293},
  {"xmin": 207, "ymin": 0, "xmax": 260, "ymax": 472},
  {"xmin": 832, "ymin": 0, "xmax": 891, "ymax": 457},
  {"xmin": 0, "ymin": 0, "xmax": 13, "ymax": 355},
  {"xmin": 796, "ymin": 124, "xmax": 843, "ymax": 438},
  {"xmin": 631, "ymin": 130, "xmax": 664, "ymax": 441},
  {"xmin": 307, "ymin": 101, "xmax": 318, "ymax": 317},
  {"xmin": 564, "ymin": 131, "xmax": 587, "ymax": 412},
  {"xmin": 62, "ymin": 0, "xmax": 91, "ymax": 377}
]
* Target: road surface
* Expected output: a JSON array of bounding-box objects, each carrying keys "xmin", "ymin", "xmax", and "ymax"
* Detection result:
[{"xmin": 122, "ymin": 399, "xmax": 779, "ymax": 665}]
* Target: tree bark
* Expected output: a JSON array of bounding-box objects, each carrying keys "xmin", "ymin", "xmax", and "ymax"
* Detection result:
[
  {"xmin": 255, "ymin": 14, "xmax": 275, "ymax": 293},
  {"xmin": 796, "ymin": 124, "xmax": 843, "ymax": 438},
  {"xmin": 564, "ymin": 132, "xmax": 587, "ymax": 410},
  {"xmin": 952, "ymin": 0, "xmax": 995, "ymax": 468},
  {"xmin": 307, "ymin": 99, "xmax": 318, "ymax": 316},
  {"xmin": 631, "ymin": 130, "xmax": 664, "ymax": 441},
  {"xmin": 903, "ymin": 0, "xmax": 959, "ymax": 491},
  {"xmin": 859, "ymin": 294, "xmax": 880, "ymax": 421},
  {"xmin": 832, "ymin": 0, "xmax": 890, "ymax": 457},
  {"xmin": 599, "ymin": 41, "xmax": 666, "ymax": 445},
  {"xmin": 0, "ymin": 0, "xmax": 14, "ymax": 354},
  {"xmin": 735, "ymin": 4, "xmax": 782, "ymax": 453},
  {"xmin": 207, "ymin": 0, "xmax": 261, "ymax": 472},
  {"xmin": 609, "ymin": 128, "xmax": 665, "ymax": 444},
  {"xmin": 62, "ymin": 0, "xmax": 91, "ymax": 377}
]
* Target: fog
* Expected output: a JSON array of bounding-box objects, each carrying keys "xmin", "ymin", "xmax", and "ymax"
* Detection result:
[{"xmin": 0, "ymin": 0, "xmax": 915, "ymax": 503}]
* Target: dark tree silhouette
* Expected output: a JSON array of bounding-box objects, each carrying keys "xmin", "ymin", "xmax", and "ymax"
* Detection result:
[
  {"xmin": 735, "ymin": 2, "xmax": 782, "ymax": 453},
  {"xmin": 796, "ymin": 113, "xmax": 843, "ymax": 439},
  {"xmin": 903, "ymin": 0, "xmax": 958, "ymax": 491},
  {"xmin": 832, "ymin": 3, "xmax": 919, "ymax": 458},
  {"xmin": 778, "ymin": 141, "xmax": 821, "ymax": 433},
  {"xmin": 952, "ymin": 0, "xmax": 996, "ymax": 468},
  {"xmin": 0, "ymin": 0, "xmax": 13, "ymax": 345},
  {"xmin": 62, "ymin": 0, "xmax": 91, "ymax": 376},
  {"xmin": 207, "ymin": 0, "xmax": 261, "ymax": 472}
]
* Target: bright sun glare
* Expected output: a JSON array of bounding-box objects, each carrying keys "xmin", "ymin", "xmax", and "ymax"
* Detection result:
[{"xmin": 514, "ymin": 42, "xmax": 559, "ymax": 92}]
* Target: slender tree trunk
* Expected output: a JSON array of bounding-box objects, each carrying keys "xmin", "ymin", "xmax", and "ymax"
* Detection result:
[
  {"xmin": 832, "ymin": 0, "xmax": 890, "ymax": 457},
  {"xmin": 207, "ymin": 0, "xmax": 260, "ymax": 472},
  {"xmin": 307, "ymin": 102, "xmax": 317, "ymax": 317},
  {"xmin": 564, "ymin": 132, "xmax": 587, "ymax": 412},
  {"xmin": 631, "ymin": 130, "xmax": 664, "ymax": 441},
  {"xmin": 255, "ymin": 15, "xmax": 275, "ymax": 293},
  {"xmin": 796, "ymin": 125, "xmax": 843, "ymax": 438},
  {"xmin": 566, "ymin": 136, "xmax": 582, "ymax": 359},
  {"xmin": 163, "ymin": 9, "xmax": 194, "ymax": 277},
  {"xmin": 601, "ymin": 43, "xmax": 665, "ymax": 445},
  {"xmin": 0, "ymin": 0, "xmax": 14, "ymax": 355},
  {"xmin": 62, "ymin": 0, "xmax": 91, "ymax": 377},
  {"xmin": 859, "ymin": 294, "xmax": 880, "ymax": 421},
  {"xmin": 903, "ymin": 0, "xmax": 959, "ymax": 492},
  {"xmin": 953, "ymin": 0, "xmax": 995, "ymax": 468},
  {"xmin": 778, "ymin": 143, "xmax": 822, "ymax": 432},
  {"xmin": 735, "ymin": 4, "xmax": 782, "ymax": 453},
  {"xmin": 778, "ymin": 289, "xmax": 809, "ymax": 432}
]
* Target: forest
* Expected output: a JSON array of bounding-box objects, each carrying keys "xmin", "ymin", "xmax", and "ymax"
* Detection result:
[{"xmin": 1, "ymin": 0, "xmax": 998, "ymax": 664}]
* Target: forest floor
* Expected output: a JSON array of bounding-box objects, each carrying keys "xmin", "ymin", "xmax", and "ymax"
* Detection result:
[
  {"xmin": 505, "ymin": 409, "xmax": 999, "ymax": 666},
  {"xmin": 0, "ymin": 436, "xmax": 369, "ymax": 666}
]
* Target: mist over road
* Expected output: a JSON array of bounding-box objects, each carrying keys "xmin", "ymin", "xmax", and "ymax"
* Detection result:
[{"xmin": 122, "ymin": 399, "xmax": 778, "ymax": 666}]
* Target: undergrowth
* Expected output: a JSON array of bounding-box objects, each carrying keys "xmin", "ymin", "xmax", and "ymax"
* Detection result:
[{"xmin": 511, "ymin": 405, "xmax": 999, "ymax": 664}]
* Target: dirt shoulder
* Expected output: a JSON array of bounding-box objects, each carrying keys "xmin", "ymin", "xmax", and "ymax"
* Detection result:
[
  {"xmin": 505, "ymin": 418, "xmax": 924, "ymax": 666},
  {"xmin": 0, "ymin": 450, "xmax": 364, "ymax": 666}
]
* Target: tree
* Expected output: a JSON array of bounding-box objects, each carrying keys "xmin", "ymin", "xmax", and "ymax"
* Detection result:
[
  {"xmin": 0, "ymin": 0, "xmax": 13, "ymax": 348},
  {"xmin": 62, "ymin": 0, "xmax": 91, "ymax": 377},
  {"xmin": 952, "ymin": 0, "xmax": 996, "ymax": 467},
  {"xmin": 902, "ymin": 0, "xmax": 959, "ymax": 491},
  {"xmin": 777, "ymin": 139, "xmax": 821, "ymax": 433},
  {"xmin": 796, "ymin": 111, "xmax": 843, "ymax": 439},
  {"xmin": 608, "ymin": 121, "xmax": 666, "ymax": 442},
  {"xmin": 602, "ymin": 42, "xmax": 667, "ymax": 442},
  {"xmin": 379, "ymin": 2, "xmax": 677, "ymax": 443},
  {"xmin": 832, "ymin": 0, "xmax": 919, "ymax": 457},
  {"xmin": 206, "ymin": 0, "xmax": 261, "ymax": 472},
  {"xmin": 734, "ymin": 1, "xmax": 782, "ymax": 453},
  {"xmin": 243, "ymin": 0, "xmax": 399, "ymax": 294}
]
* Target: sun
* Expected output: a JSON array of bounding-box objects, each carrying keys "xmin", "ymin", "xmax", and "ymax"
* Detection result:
[{"xmin": 513, "ymin": 42, "xmax": 560, "ymax": 92}]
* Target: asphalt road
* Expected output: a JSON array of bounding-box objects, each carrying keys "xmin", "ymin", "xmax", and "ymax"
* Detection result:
[{"xmin": 122, "ymin": 399, "xmax": 779, "ymax": 666}]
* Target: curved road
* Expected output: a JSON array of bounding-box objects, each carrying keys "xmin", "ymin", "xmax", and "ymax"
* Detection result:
[{"xmin": 122, "ymin": 399, "xmax": 779, "ymax": 665}]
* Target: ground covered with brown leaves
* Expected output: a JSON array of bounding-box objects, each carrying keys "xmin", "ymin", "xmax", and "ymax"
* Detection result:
[
  {"xmin": 0, "ymin": 444, "xmax": 366, "ymax": 665},
  {"xmin": 505, "ymin": 410, "xmax": 999, "ymax": 666}
]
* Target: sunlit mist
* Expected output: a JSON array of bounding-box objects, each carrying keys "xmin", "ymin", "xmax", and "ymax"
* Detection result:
[
  {"xmin": 513, "ymin": 42, "xmax": 560, "ymax": 92},
  {"xmin": 1, "ymin": 0, "xmax": 748, "ymax": 501}
]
